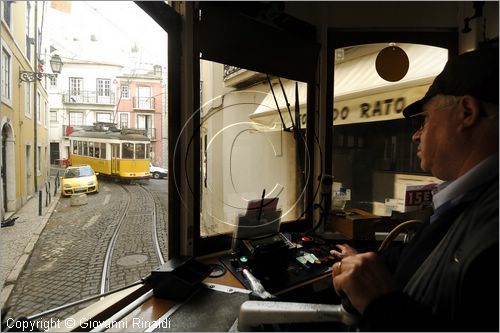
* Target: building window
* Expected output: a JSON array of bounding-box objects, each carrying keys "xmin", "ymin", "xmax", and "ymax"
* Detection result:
[
  {"xmin": 96, "ymin": 112, "xmax": 112, "ymax": 123},
  {"xmin": 1, "ymin": 45, "xmax": 12, "ymax": 104},
  {"xmin": 25, "ymin": 82, "xmax": 31, "ymax": 117},
  {"xmin": 69, "ymin": 112, "xmax": 83, "ymax": 126},
  {"xmin": 97, "ymin": 78, "xmax": 111, "ymax": 103},
  {"xmin": 26, "ymin": 145, "xmax": 32, "ymax": 177},
  {"xmin": 136, "ymin": 86, "xmax": 152, "ymax": 109},
  {"xmin": 69, "ymin": 77, "xmax": 83, "ymax": 96},
  {"xmin": 49, "ymin": 76, "xmax": 57, "ymax": 87},
  {"xmin": 36, "ymin": 91, "xmax": 41, "ymax": 124},
  {"xmin": 121, "ymin": 85, "xmax": 130, "ymax": 99},
  {"xmin": 119, "ymin": 113, "xmax": 129, "ymax": 128},
  {"xmin": 37, "ymin": 146, "xmax": 41, "ymax": 173},
  {"xmin": 97, "ymin": 79, "xmax": 111, "ymax": 96},
  {"xmin": 44, "ymin": 101, "xmax": 48, "ymax": 126},
  {"xmin": 2, "ymin": 1, "xmax": 13, "ymax": 29},
  {"xmin": 45, "ymin": 147, "xmax": 48, "ymax": 176},
  {"xmin": 26, "ymin": 2, "xmax": 32, "ymax": 61},
  {"xmin": 50, "ymin": 111, "xmax": 57, "ymax": 122}
]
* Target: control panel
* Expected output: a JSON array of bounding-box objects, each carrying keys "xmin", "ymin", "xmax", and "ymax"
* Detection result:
[{"xmin": 220, "ymin": 233, "xmax": 340, "ymax": 294}]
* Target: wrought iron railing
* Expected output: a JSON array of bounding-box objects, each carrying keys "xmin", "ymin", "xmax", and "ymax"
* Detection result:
[
  {"xmin": 223, "ymin": 65, "xmax": 242, "ymax": 79},
  {"xmin": 138, "ymin": 127, "xmax": 157, "ymax": 140},
  {"xmin": 133, "ymin": 97, "xmax": 156, "ymax": 109},
  {"xmin": 62, "ymin": 91, "xmax": 115, "ymax": 105}
]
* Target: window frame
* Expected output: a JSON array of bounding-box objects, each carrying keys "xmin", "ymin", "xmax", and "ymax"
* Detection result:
[
  {"xmin": 25, "ymin": 82, "xmax": 32, "ymax": 118},
  {"xmin": 69, "ymin": 111, "xmax": 84, "ymax": 126},
  {"xmin": 1, "ymin": 1, "xmax": 13, "ymax": 31},
  {"xmin": 44, "ymin": 100, "xmax": 48, "ymax": 128},
  {"xmin": 25, "ymin": 1, "xmax": 32, "ymax": 62},
  {"xmin": 36, "ymin": 90, "xmax": 42, "ymax": 124},
  {"xmin": 120, "ymin": 85, "xmax": 130, "ymax": 99},
  {"xmin": 96, "ymin": 112, "xmax": 112, "ymax": 123},
  {"xmin": 49, "ymin": 75, "xmax": 57, "ymax": 88},
  {"xmin": 50, "ymin": 111, "xmax": 57, "ymax": 122},
  {"xmin": 37, "ymin": 145, "xmax": 41, "ymax": 174},
  {"xmin": 1, "ymin": 42, "xmax": 13, "ymax": 106},
  {"xmin": 69, "ymin": 77, "xmax": 83, "ymax": 96},
  {"xmin": 119, "ymin": 112, "xmax": 129, "ymax": 129}
]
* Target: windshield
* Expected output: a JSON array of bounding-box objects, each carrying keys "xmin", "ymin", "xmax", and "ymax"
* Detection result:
[{"xmin": 64, "ymin": 167, "xmax": 94, "ymax": 178}]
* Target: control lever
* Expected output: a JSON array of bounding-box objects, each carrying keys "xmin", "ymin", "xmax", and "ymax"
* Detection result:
[{"xmin": 242, "ymin": 268, "xmax": 277, "ymax": 300}]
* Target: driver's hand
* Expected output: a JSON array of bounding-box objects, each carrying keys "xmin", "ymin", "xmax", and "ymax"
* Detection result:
[
  {"xmin": 332, "ymin": 252, "xmax": 395, "ymax": 314},
  {"xmin": 330, "ymin": 243, "xmax": 358, "ymax": 259}
]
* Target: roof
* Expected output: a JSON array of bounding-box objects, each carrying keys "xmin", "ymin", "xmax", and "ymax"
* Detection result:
[{"xmin": 69, "ymin": 129, "xmax": 150, "ymax": 141}]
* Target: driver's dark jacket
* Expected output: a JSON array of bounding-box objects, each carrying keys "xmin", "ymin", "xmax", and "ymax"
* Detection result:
[{"xmin": 361, "ymin": 174, "xmax": 499, "ymax": 332}]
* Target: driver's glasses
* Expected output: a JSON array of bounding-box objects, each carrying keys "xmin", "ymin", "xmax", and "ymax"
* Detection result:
[{"xmin": 410, "ymin": 111, "xmax": 427, "ymax": 132}]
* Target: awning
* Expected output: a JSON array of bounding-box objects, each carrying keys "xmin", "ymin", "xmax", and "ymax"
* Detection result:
[{"xmin": 250, "ymin": 44, "xmax": 448, "ymax": 129}]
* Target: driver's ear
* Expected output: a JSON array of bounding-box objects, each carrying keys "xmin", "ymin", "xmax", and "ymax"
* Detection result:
[{"xmin": 457, "ymin": 95, "xmax": 482, "ymax": 129}]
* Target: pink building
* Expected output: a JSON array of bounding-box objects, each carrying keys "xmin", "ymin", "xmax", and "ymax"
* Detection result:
[{"xmin": 116, "ymin": 68, "xmax": 165, "ymax": 166}]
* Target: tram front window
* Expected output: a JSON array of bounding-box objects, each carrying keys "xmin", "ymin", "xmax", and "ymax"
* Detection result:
[{"xmin": 199, "ymin": 60, "xmax": 308, "ymax": 239}]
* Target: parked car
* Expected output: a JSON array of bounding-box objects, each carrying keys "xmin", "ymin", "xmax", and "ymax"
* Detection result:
[
  {"xmin": 61, "ymin": 165, "xmax": 99, "ymax": 197},
  {"xmin": 150, "ymin": 163, "xmax": 168, "ymax": 179}
]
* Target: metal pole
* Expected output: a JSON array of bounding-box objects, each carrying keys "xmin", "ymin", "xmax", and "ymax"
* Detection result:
[
  {"xmin": 54, "ymin": 171, "xmax": 59, "ymax": 195},
  {"xmin": 46, "ymin": 182, "xmax": 50, "ymax": 206},
  {"xmin": 38, "ymin": 190, "xmax": 42, "ymax": 216}
]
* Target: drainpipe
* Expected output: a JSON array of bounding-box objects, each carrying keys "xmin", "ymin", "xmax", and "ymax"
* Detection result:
[{"xmin": 33, "ymin": 1, "xmax": 38, "ymax": 193}]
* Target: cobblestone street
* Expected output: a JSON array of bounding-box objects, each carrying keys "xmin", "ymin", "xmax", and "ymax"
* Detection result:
[{"xmin": 3, "ymin": 178, "xmax": 168, "ymax": 320}]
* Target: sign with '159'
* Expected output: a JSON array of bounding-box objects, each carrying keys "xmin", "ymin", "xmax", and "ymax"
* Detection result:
[{"xmin": 404, "ymin": 183, "xmax": 437, "ymax": 212}]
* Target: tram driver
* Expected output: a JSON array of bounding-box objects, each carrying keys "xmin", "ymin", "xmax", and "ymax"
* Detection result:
[{"xmin": 330, "ymin": 45, "xmax": 499, "ymax": 331}]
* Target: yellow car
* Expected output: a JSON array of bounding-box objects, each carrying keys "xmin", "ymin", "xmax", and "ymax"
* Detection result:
[{"xmin": 61, "ymin": 165, "xmax": 99, "ymax": 197}]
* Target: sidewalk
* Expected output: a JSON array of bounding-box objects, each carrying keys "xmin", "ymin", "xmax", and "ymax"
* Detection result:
[{"xmin": 0, "ymin": 168, "xmax": 64, "ymax": 308}]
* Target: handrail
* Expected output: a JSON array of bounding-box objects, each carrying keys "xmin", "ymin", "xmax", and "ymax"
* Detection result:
[{"xmin": 237, "ymin": 301, "xmax": 358, "ymax": 331}]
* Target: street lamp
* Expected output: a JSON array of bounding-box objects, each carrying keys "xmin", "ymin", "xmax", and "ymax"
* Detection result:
[{"xmin": 19, "ymin": 54, "xmax": 63, "ymax": 82}]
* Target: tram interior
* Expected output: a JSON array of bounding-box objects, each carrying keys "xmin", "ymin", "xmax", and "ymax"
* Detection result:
[{"xmin": 9, "ymin": 1, "xmax": 497, "ymax": 332}]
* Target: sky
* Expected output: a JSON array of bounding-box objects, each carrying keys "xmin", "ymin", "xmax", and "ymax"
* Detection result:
[{"xmin": 48, "ymin": 1, "xmax": 168, "ymax": 71}]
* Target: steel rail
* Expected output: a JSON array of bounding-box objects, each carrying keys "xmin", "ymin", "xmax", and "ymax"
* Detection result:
[
  {"xmin": 100, "ymin": 185, "xmax": 132, "ymax": 293},
  {"xmin": 147, "ymin": 187, "xmax": 166, "ymax": 265}
]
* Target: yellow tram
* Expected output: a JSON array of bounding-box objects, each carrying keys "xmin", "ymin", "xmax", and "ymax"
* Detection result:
[{"xmin": 68, "ymin": 124, "xmax": 151, "ymax": 181}]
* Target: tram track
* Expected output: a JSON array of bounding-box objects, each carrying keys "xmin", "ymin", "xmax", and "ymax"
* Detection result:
[{"xmin": 100, "ymin": 182, "xmax": 165, "ymax": 293}]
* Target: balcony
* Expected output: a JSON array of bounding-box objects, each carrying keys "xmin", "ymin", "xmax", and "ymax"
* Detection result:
[
  {"xmin": 223, "ymin": 65, "xmax": 267, "ymax": 88},
  {"xmin": 138, "ymin": 127, "xmax": 157, "ymax": 140},
  {"xmin": 133, "ymin": 97, "xmax": 156, "ymax": 110},
  {"xmin": 63, "ymin": 91, "xmax": 115, "ymax": 105}
]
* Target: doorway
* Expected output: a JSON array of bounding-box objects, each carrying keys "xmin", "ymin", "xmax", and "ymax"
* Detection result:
[
  {"xmin": 111, "ymin": 143, "xmax": 120, "ymax": 175},
  {"xmin": 1, "ymin": 123, "xmax": 15, "ymax": 214},
  {"xmin": 50, "ymin": 142, "xmax": 60, "ymax": 165}
]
